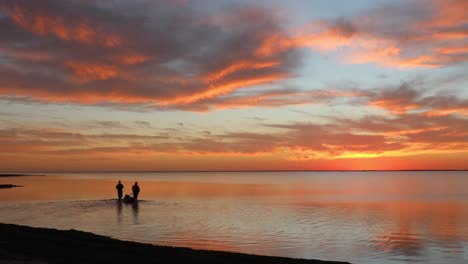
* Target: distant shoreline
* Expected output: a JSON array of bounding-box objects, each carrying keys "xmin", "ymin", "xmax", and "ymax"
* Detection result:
[
  {"xmin": 0, "ymin": 223, "xmax": 348, "ymax": 264},
  {"xmin": 0, "ymin": 184, "xmax": 22, "ymax": 189},
  {"xmin": 2, "ymin": 170, "xmax": 467, "ymax": 174},
  {"xmin": 0, "ymin": 174, "xmax": 45, "ymax": 177}
]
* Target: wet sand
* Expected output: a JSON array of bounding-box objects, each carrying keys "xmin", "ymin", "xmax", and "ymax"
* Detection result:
[{"xmin": 0, "ymin": 223, "xmax": 349, "ymax": 264}]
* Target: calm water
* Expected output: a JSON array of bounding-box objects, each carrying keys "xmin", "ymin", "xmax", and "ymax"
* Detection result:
[{"xmin": 1, "ymin": 171, "xmax": 468, "ymax": 263}]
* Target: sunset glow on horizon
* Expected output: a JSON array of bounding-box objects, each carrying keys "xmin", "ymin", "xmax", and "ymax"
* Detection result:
[{"xmin": 0, "ymin": 0, "xmax": 467, "ymax": 172}]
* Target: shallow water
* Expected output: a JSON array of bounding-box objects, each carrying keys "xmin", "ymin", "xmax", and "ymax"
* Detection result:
[{"xmin": 1, "ymin": 171, "xmax": 468, "ymax": 263}]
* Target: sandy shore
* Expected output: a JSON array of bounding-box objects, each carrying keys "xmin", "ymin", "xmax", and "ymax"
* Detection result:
[{"xmin": 0, "ymin": 223, "xmax": 349, "ymax": 264}]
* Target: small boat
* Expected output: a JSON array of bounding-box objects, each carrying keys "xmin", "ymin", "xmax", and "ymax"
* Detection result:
[{"xmin": 122, "ymin": 194, "xmax": 135, "ymax": 203}]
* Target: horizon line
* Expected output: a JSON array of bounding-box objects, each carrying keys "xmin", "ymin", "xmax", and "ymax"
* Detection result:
[{"xmin": 3, "ymin": 169, "xmax": 468, "ymax": 174}]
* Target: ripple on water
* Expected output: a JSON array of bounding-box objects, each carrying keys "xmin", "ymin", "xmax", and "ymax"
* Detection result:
[{"xmin": 2, "ymin": 194, "xmax": 468, "ymax": 264}]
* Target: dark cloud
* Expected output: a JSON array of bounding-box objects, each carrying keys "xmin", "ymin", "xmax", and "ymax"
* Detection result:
[
  {"xmin": 329, "ymin": 18, "xmax": 357, "ymax": 38},
  {"xmin": 0, "ymin": 0, "xmax": 304, "ymax": 109},
  {"xmin": 1, "ymin": 0, "xmax": 464, "ymax": 111},
  {"xmin": 133, "ymin": 121, "xmax": 152, "ymax": 128},
  {"xmin": 366, "ymin": 82, "xmax": 468, "ymax": 116},
  {"xmin": 93, "ymin": 121, "xmax": 128, "ymax": 129}
]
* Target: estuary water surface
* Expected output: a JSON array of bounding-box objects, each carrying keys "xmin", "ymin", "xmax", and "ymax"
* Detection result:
[{"xmin": 1, "ymin": 171, "xmax": 468, "ymax": 264}]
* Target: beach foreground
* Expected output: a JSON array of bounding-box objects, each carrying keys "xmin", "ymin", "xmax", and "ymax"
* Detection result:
[{"xmin": 0, "ymin": 223, "xmax": 349, "ymax": 264}]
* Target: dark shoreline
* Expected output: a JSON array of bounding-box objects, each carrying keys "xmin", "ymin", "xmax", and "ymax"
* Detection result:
[
  {"xmin": 0, "ymin": 184, "xmax": 22, "ymax": 189},
  {"xmin": 0, "ymin": 223, "xmax": 350, "ymax": 264},
  {"xmin": 0, "ymin": 174, "xmax": 45, "ymax": 177}
]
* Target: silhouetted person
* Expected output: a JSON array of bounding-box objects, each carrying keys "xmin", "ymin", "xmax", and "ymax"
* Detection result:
[
  {"xmin": 132, "ymin": 182, "xmax": 140, "ymax": 200},
  {"xmin": 116, "ymin": 181, "xmax": 124, "ymax": 200}
]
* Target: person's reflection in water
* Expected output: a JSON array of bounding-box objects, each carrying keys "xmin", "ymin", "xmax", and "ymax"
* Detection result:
[
  {"xmin": 116, "ymin": 200, "xmax": 123, "ymax": 224},
  {"xmin": 132, "ymin": 200, "xmax": 139, "ymax": 224},
  {"xmin": 132, "ymin": 201, "xmax": 139, "ymax": 214}
]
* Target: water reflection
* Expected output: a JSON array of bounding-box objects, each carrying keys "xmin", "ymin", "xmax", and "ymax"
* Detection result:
[
  {"xmin": 1, "ymin": 171, "xmax": 468, "ymax": 264},
  {"xmin": 131, "ymin": 201, "xmax": 139, "ymax": 220},
  {"xmin": 116, "ymin": 200, "xmax": 122, "ymax": 223},
  {"xmin": 374, "ymin": 227, "xmax": 424, "ymax": 258}
]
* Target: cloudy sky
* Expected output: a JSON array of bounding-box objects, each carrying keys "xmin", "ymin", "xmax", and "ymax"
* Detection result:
[{"xmin": 0, "ymin": 0, "xmax": 467, "ymax": 172}]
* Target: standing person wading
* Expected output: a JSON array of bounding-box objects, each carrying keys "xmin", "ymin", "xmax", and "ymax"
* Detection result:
[
  {"xmin": 132, "ymin": 182, "xmax": 140, "ymax": 200},
  {"xmin": 116, "ymin": 181, "xmax": 124, "ymax": 200}
]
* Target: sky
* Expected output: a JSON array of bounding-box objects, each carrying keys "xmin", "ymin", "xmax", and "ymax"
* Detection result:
[{"xmin": 0, "ymin": 0, "xmax": 467, "ymax": 172}]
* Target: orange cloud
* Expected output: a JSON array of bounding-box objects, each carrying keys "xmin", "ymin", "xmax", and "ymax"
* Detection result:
[
  {"xmin": 366, "ymin": 84, "xmax": 421, "ymax": 114},
  {"xmin": 203, "ymin": 61, "xmax": 280, "ymax": 82},
  {"xmin": 256, "ymin": 20, "xmax": 355, "ymax": 57},
  {"xmin": 425, "ymin": 0, "xmax": 467, "ymax": 28},
  {"xmin": 436, "ymin": 46, "xmax": 468, "ymax": 55},
  {"xmin": 0, "ymin": 1, "xmax": 306, "ymax": 110},
  {"xmin": 365, "ymin": 84, "xmax": 468, "ymax": 118},
  {"xmin": 370, "ymin": 100, "xmax": 421, "ymax": 114},
  {"xmin": 66, "ymin": 61, "xmax": 119, "ymax": 82},
  {"xmin": 425, "ymin": 107, "xmax": 468, "ymax": 117},
  {"xmin": 0, "ymin": 0, "xmax": 466, "ymax": 115},
  {"xmin": 346, "ymin": 41, "xmax": 448, "ymax": 69},
  {"xmin": 114, "ymin": 54, "xmax": 151, "ymax": 65},
  {"xmin": 2, "ymin": 110, "xmax": 468, "ymax": 172},
  {"xmin": 164, "ymin": 74, "xmax": 288, "ymax": 105},
  {"xmin": 265, "ymin": 0, "xmax": 468, "ymax": 68},
  {"xmin": 1, "ymin": 3, "xmax": 122, "ymax": 47},
  {"xmin": 293, "ymin": 21, "xmax": 356, "ymax": 51},
  {"xmin": 383, "ymin": 126, "xmax": 448, "ymax": 137}
]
